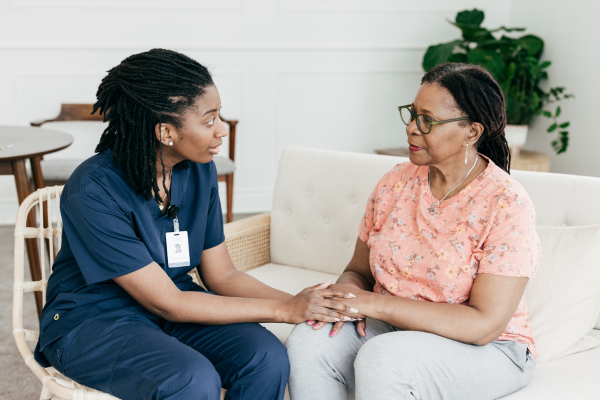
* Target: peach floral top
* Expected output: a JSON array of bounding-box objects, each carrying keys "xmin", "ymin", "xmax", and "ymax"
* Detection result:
[{"xmin": 359, "ymin": 156, "xmax": 541, "ymax": 357}]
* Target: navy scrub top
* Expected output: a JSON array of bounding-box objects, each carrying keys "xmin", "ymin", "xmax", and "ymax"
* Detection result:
[{"xmin": 34, "ymin": 149, "xmax": 225, "ymax": 367}]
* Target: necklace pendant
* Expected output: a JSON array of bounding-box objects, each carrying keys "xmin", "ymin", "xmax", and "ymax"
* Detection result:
[
  {"xmin": 159, "ymin": 204, "xmax": 164, "ymax": 211},
  {"xmin": 429, "ymin": 205, "xmax": 436, "ymax": 214}
]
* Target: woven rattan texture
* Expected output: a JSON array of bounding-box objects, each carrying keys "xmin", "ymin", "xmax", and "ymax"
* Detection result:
[{"xmin": 226, "ymin": 223, "xmax": 270, "ymax": 272}]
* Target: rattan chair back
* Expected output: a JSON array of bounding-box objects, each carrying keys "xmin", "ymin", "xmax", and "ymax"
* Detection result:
[{"xmin": 13, "ymin": 185, "xmax": 120, "ymax": 400}]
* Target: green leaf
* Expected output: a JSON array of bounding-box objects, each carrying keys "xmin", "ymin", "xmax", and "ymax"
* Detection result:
[
  {"xmin": 559, "ymin": 122, "xmax": 570, "ymax": 128},
  {"xmin": 536, "ymin": 109, "xmax": 543, "ymax": 116},
  {"xmin": 448, "ymin": 53, "xmax": 468, "ymax": 63},
  {"xmin": 540, "ymin": 61, "xmax": 551, "ymax": 69},
  {"xmin": 555, "ymin": 106, "xmax": 561, "ymax": 117},
  {"xmin": 543, "ymin": 111, "xmax": 552, "ymax": 118},
  {"xmin": 467, "ymin": 49, "xmax": 505, "ymax": 79},
  {"xmin": 560, "ymin": 131, "xmax": 569, "ymax": 136},
  {"xmin": 456, "ymin": 9, "xmax": 485, "ymax": 26},
  {"xmin": 547, "ymin": 123, "xmax": 558, "ymax": 132},
  {"xmin": 422, "ymin": 40, "xmax": 462, "ymax": 71},
  {"xmin": 449, "ymin": 22, "xmax": 489, "ymax": 42},
  {"xmin": 519, "ymin": 35, "xmax": 544, "ymax": 56}
]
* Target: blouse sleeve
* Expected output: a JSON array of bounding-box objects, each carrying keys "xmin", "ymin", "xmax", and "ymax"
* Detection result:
[
  {"xmin": 477, "ymin": 188, "xmax": 541, "ymax": 278},
  {"xmin": 61, "ymin": 192, "xmax": 154, "ymax": 285}
]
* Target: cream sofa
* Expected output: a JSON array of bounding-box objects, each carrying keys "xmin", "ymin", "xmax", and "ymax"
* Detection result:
[{"xmin": 223, "ymin": 147, "xmax": 600, "ymax": 400}]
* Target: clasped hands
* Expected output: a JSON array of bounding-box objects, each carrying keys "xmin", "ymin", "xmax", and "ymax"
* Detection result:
[{"xmin": 283, "ymin": 280, "xmax": 370, "ymax": 338}]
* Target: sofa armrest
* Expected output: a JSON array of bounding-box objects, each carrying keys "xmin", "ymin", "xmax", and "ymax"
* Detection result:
[{"xmin": 224, "ymin": 212, "xmax": 271, "ymax": 272}]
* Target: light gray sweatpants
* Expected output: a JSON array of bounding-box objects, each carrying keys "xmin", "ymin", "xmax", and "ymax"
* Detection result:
[{"xmin": 285, "ymin": 318, "xmax": 535, "ymax": 400}]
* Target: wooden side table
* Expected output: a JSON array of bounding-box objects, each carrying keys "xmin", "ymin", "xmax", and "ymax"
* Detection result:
[
  {"xmin": 374, "ymin": 148, "xmax": 550, "ymax": 172},
  {"xmin": 510, "ymin": 150, "xmax": 550, "ymax": 172},
  {"xmin": 0, "ymin": 126, "xmax": 73, "ymax": 316}
]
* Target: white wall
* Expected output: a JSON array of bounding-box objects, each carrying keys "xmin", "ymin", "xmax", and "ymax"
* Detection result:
[
  {"xmin": 0, "ymin": 0, "xmax": 513, "ymax": 224},
  {"xmin": 511, "ymin": 0, "xmax": 600, "ymax": 178}
]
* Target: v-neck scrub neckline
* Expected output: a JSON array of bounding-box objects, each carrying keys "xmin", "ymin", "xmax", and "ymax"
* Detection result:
[{"xmin": 151, "ymin": 167, "xmax": 180, "ymax": 220}]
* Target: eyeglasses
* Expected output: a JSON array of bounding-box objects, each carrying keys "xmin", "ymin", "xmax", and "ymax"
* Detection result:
[{"xmin": 398, "ymin": 105, "xmax": 470, "ymax": 134}]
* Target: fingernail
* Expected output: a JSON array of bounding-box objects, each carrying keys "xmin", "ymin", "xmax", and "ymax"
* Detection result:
[
  {"xmin": 357, "ymin": 318, "xmax": 363, "ymax": 321},
  {"xmin": 350, "ymin": 307, "xmax": 358, "ymax": 313},
  {"xmin": 307, "ymin": 320, "xmax": 315, "ymax": 324},
  {"xmin": 330, "ymin": 330, "xmax": 337, "ymax": 337},
  {"xmin": 362, "ymin": 329, "xmax": 366, "ymax": 335},
  {"xmin": 335, "ymin": 318, "xmax": 340, "ymax": 321},
  {"xmin": 351, "ymin": 319, "xmax": 357, "ymax": 321},
  {"xmin": 343, "ymin": 316, "xmax": 351, "ymax": 321},
  {"xmin": 348, "ymin": 293, "xmax": 356, "ymax": 298}
]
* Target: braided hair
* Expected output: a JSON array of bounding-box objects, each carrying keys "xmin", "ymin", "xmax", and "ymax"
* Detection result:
[
  {"xmin": 93, "ymin": 48, "xmax": 214, "ymax": 202},
  {"xmin": 422, "ymin": 63, "xmax": 511, "ymax": 173}
]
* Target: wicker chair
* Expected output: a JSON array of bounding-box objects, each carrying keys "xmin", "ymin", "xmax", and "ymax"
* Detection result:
[{"xmin": 13, "ymin": 185, "xmax": 269, "ymax": 399}]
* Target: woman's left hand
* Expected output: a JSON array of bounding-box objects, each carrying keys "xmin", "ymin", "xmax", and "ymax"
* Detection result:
[{"xmin": 307, "ymin": 283, "xmax": 372, "ymax": 337}]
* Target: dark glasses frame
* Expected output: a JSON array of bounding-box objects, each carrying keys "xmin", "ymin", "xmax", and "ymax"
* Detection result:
[{"xmin": 398, "ymin": 104, "xmax": 470, "ymax": 134}]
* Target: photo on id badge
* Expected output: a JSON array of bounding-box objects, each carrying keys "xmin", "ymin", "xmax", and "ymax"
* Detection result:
[{"xmin": 166, "ymin": 231, "xmax": 190, "ymax": 268}]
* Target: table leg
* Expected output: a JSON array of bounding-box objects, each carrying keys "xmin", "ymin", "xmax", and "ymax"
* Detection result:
[
  {"xmin": 13, "ymin": 159, "xmax": 43, "ymax": 317},
  {"xmin": 30, "ymin": 157, "xmax": 45, "ymax": 190}
]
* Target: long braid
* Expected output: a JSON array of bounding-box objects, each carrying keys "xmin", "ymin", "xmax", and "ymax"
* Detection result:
[
  {"xmin": 93, "ymin": 48, "xmax": 214, "ymax": 201},
  {"xmin": 422, "ymin": 63, "xmax": 511, "ymax": 173}
]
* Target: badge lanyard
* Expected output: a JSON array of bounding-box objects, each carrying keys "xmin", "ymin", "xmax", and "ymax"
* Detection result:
[{"xmin": 165, "ymin": 205, "xmax": 190, "ymax": 268}]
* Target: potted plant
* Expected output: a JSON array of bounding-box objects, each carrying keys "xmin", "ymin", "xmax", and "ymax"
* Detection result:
[{"xmin": 422, "ymin": 9, "xmax": 573, "ymax": 154}]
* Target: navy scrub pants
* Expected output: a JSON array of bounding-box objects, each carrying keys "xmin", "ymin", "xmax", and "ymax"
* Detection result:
[{"xmin": 41, "ymin": 313, "xmax": 290, "ymax": 400}]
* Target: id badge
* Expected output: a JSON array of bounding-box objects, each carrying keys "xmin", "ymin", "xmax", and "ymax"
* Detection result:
[{"xmin": 166, "ymin": 231, "xmax": 190, "ymax": 268}]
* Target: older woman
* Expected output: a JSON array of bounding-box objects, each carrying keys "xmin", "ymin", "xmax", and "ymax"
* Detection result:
[{"xmin": 286, "ymin": 63, "xmax": 541, "ymax": 400}]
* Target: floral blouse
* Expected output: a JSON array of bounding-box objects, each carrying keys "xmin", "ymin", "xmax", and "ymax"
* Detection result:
[{"xmin": 358, "ymin": 155, "xmax": 541, "ymax": 357}]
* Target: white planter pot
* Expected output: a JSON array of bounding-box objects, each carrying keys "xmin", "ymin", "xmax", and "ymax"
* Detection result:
[{"xmin": 504, "ymin": 125, "xmax": 529, "ymax": 156}]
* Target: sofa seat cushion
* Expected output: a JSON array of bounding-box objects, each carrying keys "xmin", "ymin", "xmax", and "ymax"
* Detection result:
[
  {"xmin": 246, "ymin": 263, "xmax": 339, "ymax": 343},
  {"xmin": 500, "ymin": 329, "xmax": 600, "ymax": 399}
]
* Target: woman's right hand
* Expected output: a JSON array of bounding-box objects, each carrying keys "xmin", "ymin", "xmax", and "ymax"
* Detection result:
[{"xmin": 279, "ymin": 280, "xmax": 359, "ymax": 324}]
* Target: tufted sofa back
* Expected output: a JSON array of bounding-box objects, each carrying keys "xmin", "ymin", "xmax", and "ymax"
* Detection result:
[{"xmin": 270, "ymin": 147, "xmax": 600, "ymax": 275}]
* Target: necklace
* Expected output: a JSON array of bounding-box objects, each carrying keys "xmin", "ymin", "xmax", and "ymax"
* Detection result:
[
  {"xmin": 427, "ymin": 154, "xmax": 478, "ymax": 214},
  {"xmin": 157, "ymin": 169, "xmax": 173, "ymax": 211}
]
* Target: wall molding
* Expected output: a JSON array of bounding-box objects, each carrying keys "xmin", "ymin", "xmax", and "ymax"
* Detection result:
[
  {"xmin": 10, "ymin": 0, "xmax": 242, "ymax": 10},
  {"xmin": 0, "ymin": 43, "xmax": 428, "ymax": 52},
  {"xmin": 278, "ymin": 0, "xmax": 468, "ymax": 13}
]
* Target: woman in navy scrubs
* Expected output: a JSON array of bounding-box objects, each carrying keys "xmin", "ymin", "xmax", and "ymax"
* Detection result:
[{"xmin": 34, "ymin": 49, "xmax": 357, "ymax": 400}]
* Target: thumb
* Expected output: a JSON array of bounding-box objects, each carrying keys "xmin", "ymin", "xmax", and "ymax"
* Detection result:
[{"xmin": 356, "ymin": 319, "xmax": 367, "ymax": 337}]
